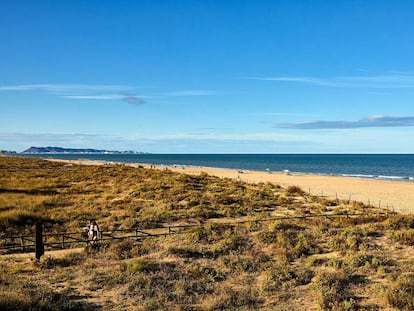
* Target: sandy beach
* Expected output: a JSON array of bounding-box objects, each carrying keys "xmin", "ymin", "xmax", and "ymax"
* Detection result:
[{"xmin": 51, "ymin": 159, "xmax": 414, "ymax": 214}]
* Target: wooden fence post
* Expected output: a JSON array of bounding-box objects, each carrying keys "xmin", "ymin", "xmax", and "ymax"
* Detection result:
[
  {"xmin": 35, "ymin": 221, "xmax": 44, "ymax": 260},
  {"xmin": 20, "ymin": 235, "xmax": 24, "ymax": 252}
]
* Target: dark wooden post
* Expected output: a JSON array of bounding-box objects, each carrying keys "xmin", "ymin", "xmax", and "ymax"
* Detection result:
[
  {"xmin": 20, "ymin": 235, "xmax": 24, "ymax": 252},
  {"xmin": 35, "ymin": 221, "xmax": 44, "ymax": 259}
]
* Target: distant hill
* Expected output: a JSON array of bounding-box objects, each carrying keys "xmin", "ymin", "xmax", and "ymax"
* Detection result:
[
  {"xmin": 0, "ymin": 150, "xmax": 17, "ymax": 154},
  {"xmin": 21, "ymin": 146, "xmax": 146, "ymax": 154}
]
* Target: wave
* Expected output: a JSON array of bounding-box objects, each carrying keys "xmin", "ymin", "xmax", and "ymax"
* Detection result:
[
  {"xmin": 376, "ymin": 175, "xmax": 411, "ymax": 181},
  {"xmin": 341, "ymin": 174, "xmax": 377, "ymax": 179},
  {"xmin": 341, "ymin": 173, "xmax": 414, "ymax": 182}
]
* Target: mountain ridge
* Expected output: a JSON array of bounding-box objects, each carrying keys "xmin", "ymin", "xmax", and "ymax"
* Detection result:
[{"xmin": 21, "ymin": 146, "xmax": 146, "ymax": 154}]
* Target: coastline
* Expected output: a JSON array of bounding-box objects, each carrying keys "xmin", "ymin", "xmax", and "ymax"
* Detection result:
[{"xmin": 48, "ymin": 158, "xmax": 414, "ymax": 214}]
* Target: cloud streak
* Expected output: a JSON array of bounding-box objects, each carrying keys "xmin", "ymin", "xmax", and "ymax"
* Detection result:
[
  {"xmin": 0, "ymin": 83, "xmax": 134, "ymax": 92},
  {"xmin": 163, "ymin": 90, "xmax": 217, "ymax": 96},
  {"xmin": 0, "ymin": 131, "xmax": 315, "ymax": 146},
  {"xmin": 0, "ymin": 131, "xmax": 324, "ymax": 153},
  {"xmin": 121, "ymin": 94, "xmax": 146, "ymax": 105},
  {"xmin": 250, "ymin": 74, "xmax": 414, "ymax": 88},
  {"xmin": 0, "ymin": 84, "xmax": 218, "ymax": 105},
  {"xmin": 280, "ymin": 115, "xmax": 414, "ymax": 129},
  {"xmin": 0, "ymin": 83, "xmax": 151, "ymax": 105},
  {"xmin": 64, "ymin": 94, "xmax": 147, "ymax": 105},
  {"xmin": 64, "ymin": 95, "xmax": 124, "ymax": 100}
]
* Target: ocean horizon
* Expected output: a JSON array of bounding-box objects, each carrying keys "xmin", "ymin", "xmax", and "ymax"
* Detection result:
[{"xmin": 21, "ymin": 154, "xmax": 414, "ymax": 182}]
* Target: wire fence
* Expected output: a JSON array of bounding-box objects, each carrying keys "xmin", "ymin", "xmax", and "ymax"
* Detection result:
[
  {"xmin": 232, "ymin": 175, "xmax": 401, "ymax": 213},
  {"xmin": 305, "ymin": 188, "xmax": 396, "ymax": 213}
]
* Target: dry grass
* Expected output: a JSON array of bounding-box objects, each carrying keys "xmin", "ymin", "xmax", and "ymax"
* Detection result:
[{"xmin": 0, "ymin": 156, "xmax": 413, "ymax": 310}]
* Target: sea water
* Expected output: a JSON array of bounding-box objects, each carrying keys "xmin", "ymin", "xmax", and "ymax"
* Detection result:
[{"xmin": 21, "ymin": 154, "xmax": 414, "ymax": 182}]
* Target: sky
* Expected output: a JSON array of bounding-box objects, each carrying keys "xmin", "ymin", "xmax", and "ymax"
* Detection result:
[{"xmin": 1, "ymin": 0, "xmax": 414, "ymax": 153}]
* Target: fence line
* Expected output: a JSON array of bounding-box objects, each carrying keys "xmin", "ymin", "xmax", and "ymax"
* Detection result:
[
  {"xmin": 303, "ymin": 188, "xmax": 396, "ymax": 213},
  {"xmin": 0, "ymin": 211, "xmax": 391, "ymax": 256}
]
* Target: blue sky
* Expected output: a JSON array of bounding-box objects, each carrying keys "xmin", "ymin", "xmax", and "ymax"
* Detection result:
[{"xmin": 1, "ymin": 0, "xmax": 414, "ymax": 153}]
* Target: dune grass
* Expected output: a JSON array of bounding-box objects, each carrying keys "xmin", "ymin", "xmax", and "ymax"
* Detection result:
[{"xmin": 0, "ymin": 156, "xmax": 413, "ymax": 310}]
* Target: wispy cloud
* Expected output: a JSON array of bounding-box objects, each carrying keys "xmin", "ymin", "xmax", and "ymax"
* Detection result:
[
  {"xmin": 0, "ymin": 84, "xmax": 219, "ymax": 105},
  {"xmin": 64, "ymin": 93, "xmax": 147, "ymax": 105},
  {"xmin": 0, "ymin": 83, "xmax": 151, "ymax": 105},
  {"xmin": 64, "ymin": 95, "xmax": 124, "ymax": 100},
  {"xmin": 250, "ymin": 74, "xmax": 414, "ymax": 88},
  {"xmin": 280, "ymin": 115, "xmax": 414, "ymax": 129},
  {"xmin": 0, "ymin": 131, "xmax": 319, "ymax": 153},
  {"xmin": 163, "ymin": 90, "xmax": 217, "ymax": 96},
  {"xmin": 121, "ymin": 94, "xmax": 146, "ymax": 105},
  {"xmin": 260, "ymin": 112, "xmax": 316, "ymax": 117},
  {"xmin": 130, "ymin": 132, "xmax": 314, "ymax": 143},
  {"xmin": 0, "ymin": 83, "xmax": 133, "ymax": 92},
  {"xmin": 0, "ymin": 132, "xmax": 111, "ymax": 152}
]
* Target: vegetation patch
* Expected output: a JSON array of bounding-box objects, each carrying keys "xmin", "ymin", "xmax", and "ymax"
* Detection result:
[{"xmin": 0, "ymin": 156, "xmax": 413, "ymax": 310}]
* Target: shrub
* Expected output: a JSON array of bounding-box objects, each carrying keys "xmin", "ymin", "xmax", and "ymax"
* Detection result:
[
  {"xmin": 37, "ymin": 252, "xmax": 85, "ymax": 269},
  {"xmin": 386, "ymin": 215, "xmax": 414, "ymax": 230},
  {"xmin": 203, "ymin": 288, "xmax": 261, "ymax": 310},
  {"xmin": 344, "ymin": 252, "xmax": 394, "ymax": 269},
  {"xmin": 314, "ymin": 270, "xmax": 356, "ymax": 310},
  {"xmin": 388, "ymin": 229, "xmax": 414, "ymax": 246},
  {"xmin": 168, "ymin": 246, "xmax": 205, "ymax": 259},
  {"xmin": 0, "ymin": 209, "xmax": 45, "ymax": 230},
  {"xmin": 0, "ymin": 291, "xmax": 30, "ymax": 311},
  {"xmin": 106, "ymin": 240, "xmax": 138, "ymax": 259},
  {"xmin": 121, "ymin": 258, "xmax": 161, "ymax": 274},
  {"xmin": 0, "ymin": 285, "xmax": 97, "ymax": 311},
  {"xmin": 383, "ymin": 274, "xmax": 414, "ymax": 309},
  {"xmin": 261, "ymin": 257, "xmax": 314, "ymax": 292},
  {"xmin": 330, "ymin": 228, "xmax": 365, "ymax": 253},
  {"xmin": 286, "ymin": 185, "xmax": 305, "ymax": 195},
  {"xmin": 218, "ymin": 231, "xmax": 251, "ymax": 254},
  {"xmin": 191, "ymin": 223, "xmax": 234, "ymax": 243}
]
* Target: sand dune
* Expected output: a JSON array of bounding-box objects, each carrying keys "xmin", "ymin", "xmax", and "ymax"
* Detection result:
[
  {"xmin": 158, "ymin": 165, "xmax": 414, "ymax": 214},
  {"xmin": 51, "ymin": 159, "xmax": 414, "ymax": 214}
]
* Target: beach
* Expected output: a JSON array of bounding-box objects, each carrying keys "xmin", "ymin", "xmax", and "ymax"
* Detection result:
[{"xmin": 51, "ymin": 159, "xmax": 414, "ymax": 214}]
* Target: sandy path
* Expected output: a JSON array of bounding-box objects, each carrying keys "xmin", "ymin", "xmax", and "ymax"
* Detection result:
[{"xmin": 52, "ymin": 159, "xmax": 414, "ymax": 214}]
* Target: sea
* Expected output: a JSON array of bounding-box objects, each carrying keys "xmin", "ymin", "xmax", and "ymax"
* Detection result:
[{"xmin": 21, "ymin": 154, "xmax": 414, "ymax": 182}]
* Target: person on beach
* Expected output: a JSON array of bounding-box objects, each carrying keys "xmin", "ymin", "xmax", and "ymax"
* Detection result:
[{"xmin": 86, "ymin": 220, "xmax": 100, "ymax": 245}]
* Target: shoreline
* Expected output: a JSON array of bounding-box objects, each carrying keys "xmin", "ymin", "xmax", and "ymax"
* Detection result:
[
  {"xmin": 21, "ymin": 154, "xmax": 414, "ymax": 184},
  {"xmin": 47, "ymin": 158, "xmax": 414, "ymax": 214}
]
